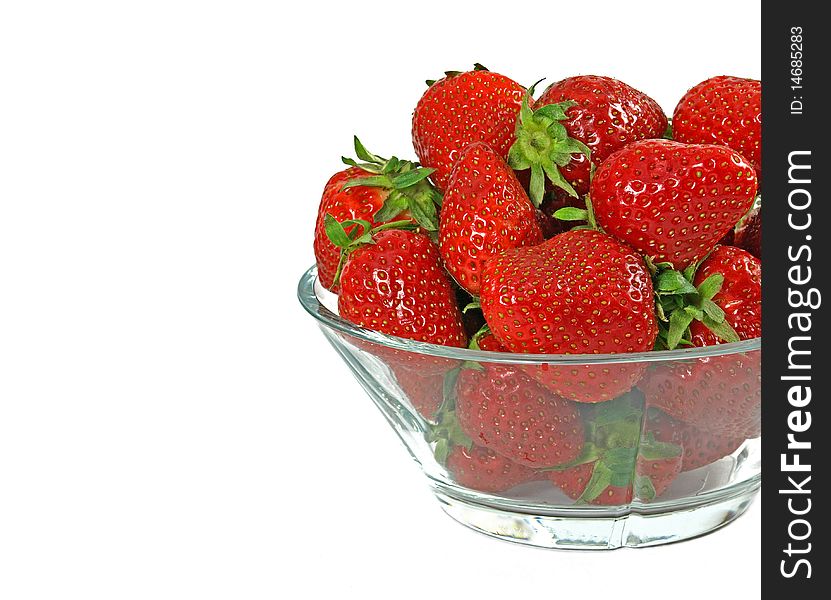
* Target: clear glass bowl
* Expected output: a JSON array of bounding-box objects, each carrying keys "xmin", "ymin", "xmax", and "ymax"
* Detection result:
[{"xmin": 298, "ymin": 266, "xmax": 761, "ymax": 550}]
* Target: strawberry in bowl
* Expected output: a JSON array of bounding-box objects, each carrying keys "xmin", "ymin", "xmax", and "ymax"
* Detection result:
[{"xmin": 300, "ymin": 69, "xmax": 761, "ymax": 550}]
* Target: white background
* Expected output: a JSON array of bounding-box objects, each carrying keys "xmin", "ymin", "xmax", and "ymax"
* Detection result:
[{"xmin": 1, "ymin": 1, "xmax": 761, "ymax": 598}]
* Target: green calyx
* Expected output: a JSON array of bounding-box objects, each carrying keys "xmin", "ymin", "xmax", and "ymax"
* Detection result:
[
  {"xmin": 428, "ymin": 367, "xmax": 474, "ymax": 465},
  {"xmin": 541, "ymin": 394, "xmax": 681, "ymax": 503},
  {"xmin": 324, "ymin": 214, "xmax": 417, "ymax": 288},
  {"xmin": 507, "ymin": 82, "xmax": 591, "ymax": 206},
  {"xmin": 649, "ymin": 257, "xmax": 741, "ymax": 350},
  {"xmin": 552, "ymin": 195, "xmax": 601, "ymax": 231},
  {"xmin": 341, "ymin": 136, "xmax": 442, "ymax": 232},
  {"xmin": 425, "ymin": 62, "xmax": 489, "ymax": 87}
]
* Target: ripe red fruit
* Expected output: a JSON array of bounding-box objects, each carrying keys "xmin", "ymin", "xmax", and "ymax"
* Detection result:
[
  {"xmin": 314, "ymin": 139, "xmax": 440, "ymax": 290},
  {"xmin": 446, "ymin": 444, "xmax": 539, "ymax": 493},
  {"xmin": 591, "ymin": 139, "xmax": 758, "ymax": 269},
  {"xmin": 480, "ymin": 229, "xmax": 657, "ymax": 402},
  {"xmin": 476, "ymin": 332, "xmax": 508, "ymax": 352},
  {"xmin": 689, "ymin": 245, "xmax": 761, "ymax": 346},
  {"xmin": 337, "ymin": 229, "xmax": 467, "ymax": 347},
  {"xmin": 510, "ymin": 75, "xmax": 666, "ymax": 205},
  {"xmin": 393, "ymin": 364, "xmax": 447, "ymax": 422},
  {"xmin": 640, "ymin": 351, "xmax": 761, "ymax": 440},
  {"xmin": 439, "ymin": 142, "xmax": 544, "ymax": 295},
  {"xmin": 548, "ymin": 462, "xmax": 633, "ymax": 505},
  {"xmin": 412, "ymin": 67, "xmax": 526, "ymax": 192},
  {"xmin": 647, "ymin": 409, "xmax": 744, "ymax": 472},
  {"xmin": 455, "ymin": 363, "xmax": 584, "ymax": 467},
  {"xmin": 314, "ymin": 167, "xmax": 388, "ymax": 290},
  {"xmin": 673, "ymin": 76, "xmax": 761, "ymax": 179}
]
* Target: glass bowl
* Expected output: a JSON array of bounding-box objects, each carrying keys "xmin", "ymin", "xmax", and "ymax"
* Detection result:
[{"xmin": 297, "ymin": 266, "xmax": 760, "ymax": 550}]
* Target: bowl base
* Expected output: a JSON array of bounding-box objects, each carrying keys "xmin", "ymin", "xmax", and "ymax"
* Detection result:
[{"xmin": 433, "ymin": 482, "xmax": 759, "ymax": 550}]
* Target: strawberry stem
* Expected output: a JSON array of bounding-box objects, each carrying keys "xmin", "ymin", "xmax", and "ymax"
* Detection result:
[
  {"xmin": 339, "ymin": 136, "xmax": 442, "ymax": 232},
  {"xmin": 507, "ymin": 82, "xmax": 591, "ymax": 206},
  {"xmin": 651, "ymin": 261, "xmax": 741, "ymax": 350}
]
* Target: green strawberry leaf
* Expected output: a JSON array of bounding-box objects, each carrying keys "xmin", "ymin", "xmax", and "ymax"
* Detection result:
[
  {"xmin": 353, "ymin": 136, "xmax": 384, "ymax": 164},
  {"xmin": 463, "ymin": 300, "xmax": 481, "ymax": 313},
  {"xmin": 533, "ymin": 101, "xmax": 575, "ymax": 122},
  {"xmin": 324, "ymin": 214, "xmax": 352, "ymax": 248},
  {"xmin": 341, "ymin": 157, "xmax": 384, "ymax": 173},
  {"xmin": 391, "ymin": 167, "xmax": 435, "ymax": 189},
  {"xmin": 553, "ymin": 207, "xmax": 589, "ymax": 222},
  {"xmin": 656, "ymin": 270, "xmax": 698, "ymax": 295},
  {"xmin": 373, "ymin": 192, "xmax": 409, "ymax": 223},
  {"xmin": 639, "ymin": 432, "xmax": 682, "ymax": 460},
  {"xmin": 577, "ymin": 461, "xmax": 613, "ymax": 503},
  {"xmin": 540, "ymin": 442, "xmax": 603, "ymax": 471},
  {"xmin": 341, "ymin": 174, "xmax": 393, "ymax": 190},
  {"xmin": 507, "ymin": 143, "xmax": 532, "ymax": 171},
  {"xmin": 407, "ymin": 194, "xmax": 438, "ymax": 232},
  {"xmin": 529, "ymin": 163, "xmax": 545, "ymax": 206},
  {"xmin": 700, "ymin": 297, "xmax": 726, "ymax": 322},
  {"xmin": 541, "ymin": 160, "xmax": 578, "ymax": 198},
  {"xmin": 701, "ymin": 315, "xmax": 740, "ymax": 344},
  {"xmin": 635, "ymin": 475, "xmax": 657, "ymax": 501},
  {"xmin": 667, "ymin": 308, "xmax": 697, "ymax": 350},
  {"xmin": 696, "ymin": 273, "xmax": 725, "ymax": 300}
]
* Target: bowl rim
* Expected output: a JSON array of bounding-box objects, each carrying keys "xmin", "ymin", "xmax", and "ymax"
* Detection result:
[{"xmin": 297, "ymin": 265, "xmax": 761, "ymax": 365}]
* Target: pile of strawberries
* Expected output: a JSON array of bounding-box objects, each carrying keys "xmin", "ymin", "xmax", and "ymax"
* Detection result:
[{"xmin": 312, "ymin": 67, "xmax": 762, "ymax": 504}]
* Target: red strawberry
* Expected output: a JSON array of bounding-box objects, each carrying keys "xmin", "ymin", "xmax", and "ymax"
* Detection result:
[
  {"xmin": 636, "ymin": 452, "xmax": 683, "ymax": 499},
  {"xmin": 640, "ymin": 350, "xmax": 761, "ymax": 440},
  {"xmin": 334, "ymin": 228, "xmax": 467, "ymax": 347},
  {"xmin": 476, "ymin": 332, "xmax": 508, "ymax": 352},
  {"xmin": 439, "ymin": 142, "xmax": 544, "ymax": 295},
  {"xmin": 734, "ymin": 206, "xmax": 761, "ymax": 259},
  {"xmin": 673, "ymin": 76, "xmax": 761, "ymax": 179},
  {"xmin": 455, "ymin": 362, "xmax": 584, "ymax": 467},
  {"xmin": 591, "ymin": 139, "xmax": 758, "ymax": 269},
  {"xmin": 509, "ymin": 75, "xmax": 666, "ymax": 205},
  {"xmin": 549, "ymin": 463, "xmax": 633, "ymax": 505},
  {"xmin": 446, "ymin": 444, "xmax": 539, "ymax": 493},
  {"xmin": 647, "ymin": 409, "xmax": 743, "ymax": 472},
  {"xmin": 393, "ymin": 364, "xmax": 446, "ymax": 422},
  {"xmin": 643, "ymin": 246, "xmax": 761, "ymax": 439},
  {"xmin": 412, "ymin": 66, "xmax": 526, "ymax": 192},
  {"xmin": 546, "ymin": 394, "xmax": 681, "ymax": 504},
  {"xmin": 314, "ymin": 139, "xmax": 440, "ymax": 290},
  {"xmin": 689, "ymin": 245, "xmax": 761, "ymax": 346},
  {"xmin": 480, "ymin": 229, "xmax": 657, "ymax": 402}
]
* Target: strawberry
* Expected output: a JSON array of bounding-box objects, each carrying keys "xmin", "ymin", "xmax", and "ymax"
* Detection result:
[
  {"xmin": 479, "ymin": 229, "xmax": 657, "ymax": 402},
  {"xmin": 439, "ymin": 142, "xmax": 544, "ymax": 295},
  {"xmin": 640, "ymin": 351, "xmax": 761, "ymax": 440},
  {"xmin": 734, "ymin": 206, "xmax": 761, "ymax": 259},
  {"xmin": 393, "ymin": 364, "xmax": 446, "ymax": 422},
  {"xmin": 673, "ymin": 76, "xmax": 761, "ymax": 180},
  {"xmin": 446, "ymin": 444, "xmax": 539, "ymax": 493},
  {"xmin": 548, "ymin": 462, "xmax": 632, "ymax": 505},
  {"xmin": 647, "ymin": 408, "xmax": 744, "ymax": 472},
  {"xmin": 331, "ymin": 227, "xmax": 467, "ymax": 347},
  {"xmin": 688, "ymin": 245, "xmax": 761, "ymax": 346},
  {"xmin": 643, "ymin": 246, "xmax": 761, "ymax": 439},
  {"xmin": 455, "ymin": 361, "xmax": 584, "ymax": 467},
  {"xmin": 546, "ymin": 394, "xmax": 682, "ymax": 504},
  {"xmin": 591, "ymin": 139, "xmax": 758, "ymax": 270},
  {"xmin": 475, "ymin": 332, "xmax": 508, "ymax": 352},
  {"xmin": 412, "ymin": 65, "xmax": 526, "ymax": 192},
  {"xmin": 314, "ymin": 138, "xmax": 440, "ymax": 290},
  {"xmin": 509, "ymin": 75, "xmax": 666, "ymax": 205}
]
